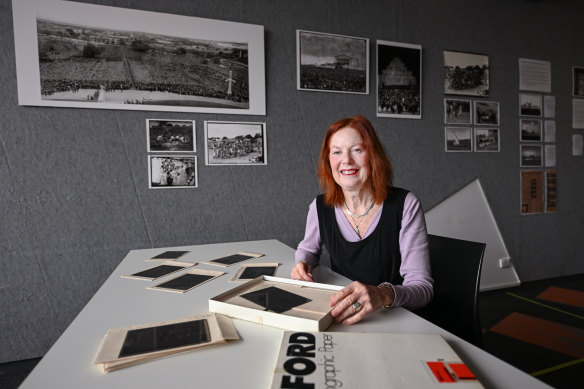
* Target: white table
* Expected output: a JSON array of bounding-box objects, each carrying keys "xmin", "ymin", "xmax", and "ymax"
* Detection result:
[{"xmin": 19, "ymin": 239, "xmax": 551, "ymax": 388}]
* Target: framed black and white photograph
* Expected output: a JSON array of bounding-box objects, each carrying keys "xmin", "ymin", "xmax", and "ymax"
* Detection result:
[
  {"xmin": 474, "ymin": 101, "xmax": 500, "ymax": 125},
  {"xmin": 474, "ymin": 128, "xmax": 500, "ymax": 152},
  {"xmin": 573, "ymin": 66, "xmax": 584, "ymax": 97},
  {"xmin": 204, "ymin": 121, "xmax": 267, "ymax": 166},
  {"xmin": 444, "ymin": 98, "xmax": 472, "ymax": 124},
  {"xmin": 519, "ymin": 94, "xmax": 542, "ymax": 117},
  {"xmin": 443, "ymin": 50, "xmax": 489, "ymax": 96},
  {"xmin": 520, "ymin": 119, "xmax": 542, "ymax": 142},
  {"xmin": 13, "ymin": 0, "xmax": 266, "ymax": 115},
  {"xmin": 148, "ymin": 156, "xmax": 197, "ymax": 188},
  {"xmin": 297, "ymin": 30, "xmax": 368, "ymax": 94},
  {"xmin": 147, "ymin": 120, "xmax": 195, "ymax": 152},
  {"xmin": 445, "ymin": 127, "xmax": 472, "ymax": 152},
  {"xmin": 376, "ymin": 40, "xmax": 422, "ymax": 119},
  {"xmin": 520, "ymin": 145, "xmax": 543, "ymax": 167}
]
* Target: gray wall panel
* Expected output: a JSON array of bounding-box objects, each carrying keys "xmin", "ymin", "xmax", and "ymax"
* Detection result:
[{"xmin": 1, "ymin": 0, "xmax": 583, "ymax": 362}]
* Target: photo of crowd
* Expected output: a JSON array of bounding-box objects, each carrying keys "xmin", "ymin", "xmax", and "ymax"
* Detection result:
[
  {"xmin": 36, "ymin": 19, "xmax": 250, "ymax": 109},
  {"xmin": 377, "ymin": 41, "xmax": 422, "ymax": 119},
  {"xmin": 444, "ymin": 50, "xmax": 489, "ymax": 96},
  {"xmin": 297, "ymin": 30, "xmax": 368, "ymax": 94},
  {"xmin": 205, "ymin": 121, "xmax": 266, "ymax": 165}
]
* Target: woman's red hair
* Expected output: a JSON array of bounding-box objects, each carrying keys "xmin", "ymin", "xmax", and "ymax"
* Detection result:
[{"xmin": 317, "ymin": 115, "xmax": 393, "ymax": 206}]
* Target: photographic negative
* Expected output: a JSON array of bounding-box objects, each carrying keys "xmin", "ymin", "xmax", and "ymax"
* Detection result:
[
  {"xmin": 520, "ymin": 145, "xmax": 543, "ymax": 167},
  {"xmin": 474, "ymin": 101, "xmax": 499, "ymax": 125},
  {"xmin": 445, "ymin": 127, "xmax": 472, "ymax": 152},
  {"xmin": 297, "ymin": 30, "xmax": 368, "ymax": 94},
  {"xmin": 520, "ymin": 119, "xmax": 542, "ymax": 142},
  {"xmin": 230, "ymin": 262, "xmax": 279, "ymax": 282},
  {"xmin": 148, "ymin": 250, "xmax": 190, "ymax": 261},
  {"xmin": 147, "ymin": 120, "xmax": 195, "ymax": 152},
  {"xmin": 573, "ymin": 67, "xmax": 584, "ymax": 97},
  {"xmin": 520, "ymin": 170, "xmax": 543, "ymax": 214},
  {"xmin": 377, "ymin": 40, "xmax": 422, "ymax": 119},
  {"xmin": 545, "ymin": 169, "xmax": 557, "ymax": 213},
  {"xmin": 474, "ymin": 128, "xmax": 499, "ymax": 152},
  {"xmin": 148, "ymin": 269, "xmax": 225, "ymax": 293},
  {"xmin": 205, "ymin": 121, "xmax": 267, "ymax": 165},
  {"xmin": 13, "ymin": 0, "xmax": 266, "ymax": 115},
  {"xmin": 123, "ymin": 261, "xmax": 195, "ymax": 281},
  {"xmin": 443, "ymin": 50, "xmax": 489, "ymax": 96},
  {"xmin": 240, "ymin": 286, "xmax": 312, "ymax": 313},
  {"xmin": 519, "ymin": 94, "xmax": 542, "ymax": 117},
  {"xmin": 444, "ymin": 98, "xmax": 471, "ymax": 124},
  {"xmin": 203, "ymin": 252, "xmax": 264, "ymax": 267},
  {"xmin": 118, "ymin": 319, "xmax": 210, "ymax": 358},
  {"xmin": 149, "ymin": 156, "xmax": 197, "ymax": 188}
]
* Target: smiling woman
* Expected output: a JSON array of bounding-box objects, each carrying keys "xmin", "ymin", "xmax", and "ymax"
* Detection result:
[{"xmin": 290, "ymin": 115, "xmax": 434, "ymax": 325}]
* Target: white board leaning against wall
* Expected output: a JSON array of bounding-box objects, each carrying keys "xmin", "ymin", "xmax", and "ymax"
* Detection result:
[{"xmin": 424, "ymin": 178, "xmax": 520, "ymax": 291}]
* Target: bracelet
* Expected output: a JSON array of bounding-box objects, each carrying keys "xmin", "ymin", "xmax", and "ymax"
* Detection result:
[{"xmin": 378, "ymin": 283, "xmax": 394, "ymax": 309}]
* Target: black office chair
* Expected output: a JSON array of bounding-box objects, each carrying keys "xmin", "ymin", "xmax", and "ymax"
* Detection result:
[{"xmin": 414, "ymin": 234, "xmax": 486, "ymax": 348}]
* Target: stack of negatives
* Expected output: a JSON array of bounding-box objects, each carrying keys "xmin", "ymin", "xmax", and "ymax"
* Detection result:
[{"xmin": 93, "ymin": 312, "xmax": 238, "ymax": 372}]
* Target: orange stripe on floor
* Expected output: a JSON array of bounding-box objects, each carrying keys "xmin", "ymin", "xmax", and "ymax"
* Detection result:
[
  {"xmin": 537, "ymin": 286, "xmax": 584, "ymax": 308},
  {"xmin": 490, "ymin": 312, "xmax": 584, "ymax": 358}
]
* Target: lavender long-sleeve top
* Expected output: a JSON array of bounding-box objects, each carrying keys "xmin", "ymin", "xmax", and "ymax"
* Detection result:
[{"xmin": 295, "ymin": 192, "xmax": 433, "ymax": 309}]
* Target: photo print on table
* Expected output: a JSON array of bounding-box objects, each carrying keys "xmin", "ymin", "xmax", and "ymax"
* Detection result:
[
  {"xmin": 443, "ymin": 50, "xmax": 489, "ymax": 96},
  {"xmin": 148, "ymin": 156, "xmax": 197, "ymax": 188},
  {"xmin": 297, "ymin": 30, "xmax": 369, "ymax": 94},
  {"xmin": 240, "ymin": 286, "xmax": 312, "ymax": 313},
  {"xmin": 147, "ymin": 119, "xmax": 196, "ymax": 152},
  {"xmin": 519, "ymin": 94, "xmax": 542, "ymax": 117},
  {"xmin": 205, "ymin": 121, "xmax": 267, "ymax": 166},
  {"xmin": 203, "ymin": 252, "xmax": 265, "ymax": 267},
  {"xmin": 474, "ymin": 128, "xmax": 500, "ymax": 152},
  {"xmin": 376, "ymin": 40, "xmax": 422, "ymax": 119},
  {"xmin": 445, "ymin": 127, "xmax": 472, "ymax": 152},
  {"xmin": 444, "ymin": 98, "xmax": 472, "ymax": 124},
  {"xmin": 520, "ymin": 119, "xmax": 542, "ymax": 142},
  {"xmin": 474, "ymin": 101, "xmax": 499, "ymax": 125},
  {"xmin": 520, "ymin": 144, "xmax": 543, "ymax": 167},
  {"xmin": 12, "ymin": 0, "xmax": 266, "ymax": 115}
]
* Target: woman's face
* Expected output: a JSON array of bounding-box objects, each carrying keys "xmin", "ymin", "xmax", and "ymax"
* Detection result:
[{"xmin": 329, "ymin": 126, "xmax": 369, "ymax": 193}]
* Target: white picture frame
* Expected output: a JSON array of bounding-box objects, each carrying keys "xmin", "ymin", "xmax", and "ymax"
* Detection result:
[
  {"xmin": 148, "ymin": 155, "xmax": 198, "ymax": 188},
  {"xmin": 204, "ymin": 121, "xmax": 267, "ymax": 166},
  {"xmin": 147, "ymin": 119, "xmax": 196, "ymax": 153},
  {"xmin": 12, "ymin": 0, "xmax": 266, "ymax": 115}
]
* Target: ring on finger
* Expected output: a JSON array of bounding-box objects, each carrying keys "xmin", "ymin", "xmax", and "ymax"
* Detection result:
[{"xmin": 352, "ymin": 301, "xmax": 362, "ymax": 313}]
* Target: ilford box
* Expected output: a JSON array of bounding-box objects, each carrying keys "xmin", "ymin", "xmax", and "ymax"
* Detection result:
[{"xmin": 209, "ymin": 276, "xmax": 343, "ymax": 332}]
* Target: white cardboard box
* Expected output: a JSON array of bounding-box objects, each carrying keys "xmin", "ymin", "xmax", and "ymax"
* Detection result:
[{"xmin": 209, "ymin": 276, "xmax": 343, "ymax": 332}]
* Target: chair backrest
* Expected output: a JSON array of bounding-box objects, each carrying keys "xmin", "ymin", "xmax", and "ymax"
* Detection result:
[{"xmin": 414, "ymin": 234, "xmax": 486, "ymax": 347}]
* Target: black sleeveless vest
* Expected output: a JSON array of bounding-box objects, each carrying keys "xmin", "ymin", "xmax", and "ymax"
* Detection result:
[{"xmin": 316, "ymin": 187, "xmax": 408, "ymax": 285}]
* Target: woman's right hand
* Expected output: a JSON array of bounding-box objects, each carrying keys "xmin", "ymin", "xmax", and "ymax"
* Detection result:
[{"xmin": 290, "ymin": 261, "xmax": 313, "ymax": 282}]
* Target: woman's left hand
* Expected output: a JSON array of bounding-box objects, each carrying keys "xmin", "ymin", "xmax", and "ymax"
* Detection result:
[{"xmin": 329, "ymin": 281, "xmax": 394, "ymax": 325}]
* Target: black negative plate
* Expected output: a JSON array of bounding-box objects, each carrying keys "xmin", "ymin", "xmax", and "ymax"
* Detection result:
[
  {"xmin": 210, "ymin": 254, "xmax": 253, "ymax": 265},
  {"xmin": 150, "ymin": 251, "xmax": 190, "ymax": 260},
  {"xmin": 131, "ymin": 265, "xmax": 183, "ymax": 279},
  {"xmin": 239, "ymin": 266, "xmax": 277, "ymax": 279},
  {"xmin": 240, "ymin": 286, "xmax": 311, "ymax": 313},
  {"xmin": 155, "ymin": 273, "xmax": 214, "ymax": 291}
]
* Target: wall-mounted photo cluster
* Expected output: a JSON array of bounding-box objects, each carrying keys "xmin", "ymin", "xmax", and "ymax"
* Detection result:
[
  {"xmin": 518, "ymin": 58, "xmax": 556, "ymax": 214},
  {"xmin": 442, "ymin": 50, "xmax": 499, "ymax": 152}
]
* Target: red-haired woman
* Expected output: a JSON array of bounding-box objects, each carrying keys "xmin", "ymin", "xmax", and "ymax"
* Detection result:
[{"xmin": 291, "ymin": 115, "xmax": 433, "ymax": 325}]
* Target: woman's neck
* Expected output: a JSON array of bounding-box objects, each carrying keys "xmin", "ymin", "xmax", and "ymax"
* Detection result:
[{"xmin": 343, "ymin": 190, "xmax": 374, "ymax": 214}]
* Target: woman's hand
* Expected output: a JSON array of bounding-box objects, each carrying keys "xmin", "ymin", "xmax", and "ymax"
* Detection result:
[
  {"xmin": 329, "ymin": 281, "xmax": 394, "ymax": 325},
  {"xmin": 290, "ymin": 261, "xmax": 313, "ymax": 282}
]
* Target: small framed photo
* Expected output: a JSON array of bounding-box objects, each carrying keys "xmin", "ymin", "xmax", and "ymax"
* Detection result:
[
  {"xmin": 148, "ymin": 156, "xmax": 197, "ymax": 188},
  {"xmin": 520, "ymin": 119, "xmax": 542, "ymax": 142},
  {"xmin": 229, "ymin": 263, "xmax": 279, "ymax": 282},
  {"xmin": 445, "ymin": 127, "xmax": 472, "ymax": 152},
  {"xmin": 520, "ymin": 144, "xmax": 543, "ymax": 167},
  {"xmin": 520, "ymin": 170, "xmax": 544, "ymax": 214},
  {"xmin": 205, "ymin": 121, "xmax": 267, "ymax": 165},
  {"xmin": 297, "ymin": 30, "xmax": 368, "ymax": 94},
  {"xmin": 147, "ymin": 119, "xmax": 195, "ymax": 152},
  {"xmin": 444, "ymin": 98, "xmax": 471, "ymax": 124},
  {"xmin": 544, "ymin": 120, "xmax": 556, "ymax": 142},
  {"xmin": 519, "ymin": 94, "xmax": 542, "ymax": 117},
  {"xmin": 474, "ymin": 128, "xmax": 500, "ymax": 152},
  {"xmin": 443, "ymin": 50, "xmax": 489, "ymax": 96},
  {"xmin": 377, "ymin": 40, "xmax": 422, "ymax": 119},
  {"xmin": 573, "ymin": 66, "xmax": 584, "ymax": 97},
  {"xmin": 474, "ymin": 101, "xmax": 499, "ymax": 125}
]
